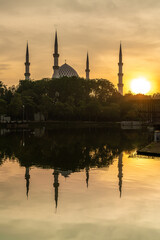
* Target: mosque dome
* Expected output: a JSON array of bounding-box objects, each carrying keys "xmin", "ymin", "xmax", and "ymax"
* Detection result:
[{"xmin": 59, "ymin": 63, "xmax": 79, "ymax": 78}]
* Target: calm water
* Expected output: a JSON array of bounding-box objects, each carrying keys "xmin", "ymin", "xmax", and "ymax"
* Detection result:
[{"xmin": 0, "ymin": 127, "xmax": 160, "ymax": 240}]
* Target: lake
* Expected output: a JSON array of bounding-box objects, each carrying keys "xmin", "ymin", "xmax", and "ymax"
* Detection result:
[{"xmin": 0, "ymin": 127, "xmax": 159, "ymax": 240}]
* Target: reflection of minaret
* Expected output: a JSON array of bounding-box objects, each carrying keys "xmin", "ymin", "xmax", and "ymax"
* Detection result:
[
  {"xmin": 118, "ymin": 43, "xmax": 124, "ymax": 95},
  {"xmin": 85, "ymin": 52, "xmax": 90, "ymax": 80},
  {"xmin": 24, "ymin": 42, "xmax": 31, "ymax": 80},
  {"xmin": 25, "ymin": 167, "xmax": 30, "ymax": 198},
  {"xmin": 52, "ymin": 31, "xmax": 60, "ymax": 79},
  {"xmin": 118, "ymin": 153, "xmax": 123, "ymax": 198},
  {"xmin": 53, "ymin": 169, "xmax": 59, "ymax": 209},
  {"xmin": 86, "ymin": 166, "xmax": 89, "ymax": 188}
]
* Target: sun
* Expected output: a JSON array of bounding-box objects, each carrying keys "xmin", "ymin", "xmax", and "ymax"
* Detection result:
[{"xmin": 130, "ymin": 77, "xmax": 151, "ymax": 94}]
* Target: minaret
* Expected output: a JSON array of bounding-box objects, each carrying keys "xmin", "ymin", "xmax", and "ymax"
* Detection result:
[
  {"xmin": 118, "ymin": 43, "xmax": 124, "ymax": 95},
  {"xmin": 52, "ymin": 31, "xmax": 60, "ymax": 79},
  {"xmin": 118, "ymin": 153, "xmax": 123, "ymax": 198},
  {"xmin": 24, "ymin": 42, "xmax": 30, "ymax": 80},
  {"xmin": 53, "ymin": 169, "xmax": 59, "ymax": 209},
  {"xmin": 85, "ymin": 52, "xmax": 90, "ymax": 80},
  {"xmin": 25, "ymin": 167, "xmax": 30, "ymax": 198}
]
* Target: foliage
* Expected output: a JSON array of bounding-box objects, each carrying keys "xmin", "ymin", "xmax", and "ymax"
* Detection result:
[{"xmin": 0, "ymin": 77, "xmax": 152, "ymax": 121}]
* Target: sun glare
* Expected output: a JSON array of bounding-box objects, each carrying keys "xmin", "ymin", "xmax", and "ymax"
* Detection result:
[{"xmin": 130, "ymin": 77, "xmax": 151, "ymax": 94}]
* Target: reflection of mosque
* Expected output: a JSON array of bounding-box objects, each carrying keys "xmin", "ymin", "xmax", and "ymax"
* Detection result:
[
  {"xmin": 118, "ymin": 153, "xmax": 123, "ymax": 198},
  {"xmin": 53, "ymin": 169, "xmax": 59, "ymax": 209},
  {"xmin": 25, "ymin": 167, "xmax": 30, "ymax": 198},
  {"xmin": 24, "ymin": 153, "xmax": 123, "ymax": 209},
  {"xmin": 52, "ymin": 167, "xmax": 90, "ymax": 209}
]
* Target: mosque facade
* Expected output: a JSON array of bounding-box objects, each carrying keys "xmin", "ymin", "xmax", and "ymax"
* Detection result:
[{"xmin": 24, "ymin": 32, "xmax": 124, "ymax": 95}]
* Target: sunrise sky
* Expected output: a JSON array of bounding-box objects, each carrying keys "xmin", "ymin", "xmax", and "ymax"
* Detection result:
[{"xmin": 0, "ymin": 0, "xmax": 160, "ymax": 94}]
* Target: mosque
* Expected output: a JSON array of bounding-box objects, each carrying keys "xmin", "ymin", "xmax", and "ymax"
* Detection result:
[{"xmin": 24, "ymin": 31, "xmax": 124, "ymax": 95}]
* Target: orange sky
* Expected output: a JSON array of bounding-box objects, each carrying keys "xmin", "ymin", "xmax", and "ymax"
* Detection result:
[{"xmin": 0, "ymin": 0, "xmax": 160, "ymax": 94}]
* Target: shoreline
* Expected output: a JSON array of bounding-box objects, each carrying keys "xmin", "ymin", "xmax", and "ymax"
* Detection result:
[
  {"xmin": 0, "ymin": 121, "xmax": 121, "ymax": 129},
  {"xmin": 0, "ymin": 120, "xmax": 154, "ymax": 130}
]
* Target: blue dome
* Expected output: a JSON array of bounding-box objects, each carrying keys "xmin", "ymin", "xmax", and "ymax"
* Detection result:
[{"xmin": 59, "ymin": 63, "xmax": 79, "ymax": 78}]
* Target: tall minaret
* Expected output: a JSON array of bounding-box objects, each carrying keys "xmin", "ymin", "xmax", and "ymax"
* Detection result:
[
  {"xmin": 118, "ymin": 43, "xmax": 124, "ymax": 95},
  {"xmin": 52, "ymin": 31, "xmax": 60, "ymax": 79},
  {"xmin": 24, "ymin": 42, "xmax": 30, "ymax": 80},
  {"xmin": 85, "ymin": 52, "xmax": 90, "ymax": 80}
]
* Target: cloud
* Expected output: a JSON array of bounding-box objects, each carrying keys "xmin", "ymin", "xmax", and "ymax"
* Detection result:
[
  {"xmin": 0, "ymin": 64, "xmax": 10, "ymax": 71},
  {"xmin": 0, "ymin": 64, "xmax": 11, "ymax": 76},
  {"xmin": 0, "ymin": 220, "xmax": 160, "ymax": 240}
]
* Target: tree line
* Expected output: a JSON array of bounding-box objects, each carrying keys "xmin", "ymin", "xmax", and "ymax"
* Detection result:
[{"xmin": 0, "ymin": 77, "xmax": 151, "ymax": 122}]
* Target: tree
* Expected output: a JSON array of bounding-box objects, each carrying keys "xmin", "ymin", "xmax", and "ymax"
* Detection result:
[
  {"xmin": 9, "ymin": 93, "xmax": 22, "ymax": 119},
  {"xmin": 0, "ymin": 99, "xmax": 7, "ymax": 115},
  {"xmin": 38, "ymin": 95, "xmax": 53, "ymax": 120}
]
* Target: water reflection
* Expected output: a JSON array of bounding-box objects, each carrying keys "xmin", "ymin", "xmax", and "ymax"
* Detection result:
[
  {"xmin": 118, "ymin": 153, "xmax": 123, "ymax": 198},
  {"xmin": 86, "ymin": 166, "xmax": 89, "ymax": 188},
  {"xmin": 0, "ymin": 127, "xmax": 150, "ymax": 209},
  {"xmin": 53, "ymin": 169, "xmax": 59, "ymax": 210},
  {"xmin": 0, "ymin": 128, "xmax": 160, "ymax": 240},
  {"xmin": 25, "ymin": 167, "xmax": 30, "ymax": 198},
  {"xmin": 51, "ymin": 152, "xmax": 124, "ymax": 209}
]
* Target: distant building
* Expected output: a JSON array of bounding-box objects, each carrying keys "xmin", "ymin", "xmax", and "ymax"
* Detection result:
[
  {"xmin": 24, "ymin": 32, "xmax": 125, "ymax": 92},
  {"xmin": 34, "ymin": 112, "xmax": 45, "ymax": 122},
  {"xmin": 85, "ymin": 52, "xmax": 90, "ymax": 80},
  {"xmin": 24, "ymin": 42, "xmax": 30, "ymax": 80},
  {"xmin": 52, "ymin": 31, "xmax": 89, "ymax": 79},
  {"xmin": 118, "ymin": 43, "xmax": 124, "ymax": 95},
  {"xmin": 0, "ymin": 115, "xmax": 11, "ymax": 123}
]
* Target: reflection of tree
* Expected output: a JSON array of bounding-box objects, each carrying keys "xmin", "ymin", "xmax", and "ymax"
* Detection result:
[{"xmin": 0, "ymin": 128, "xmax": 150, "ymax": 172}]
